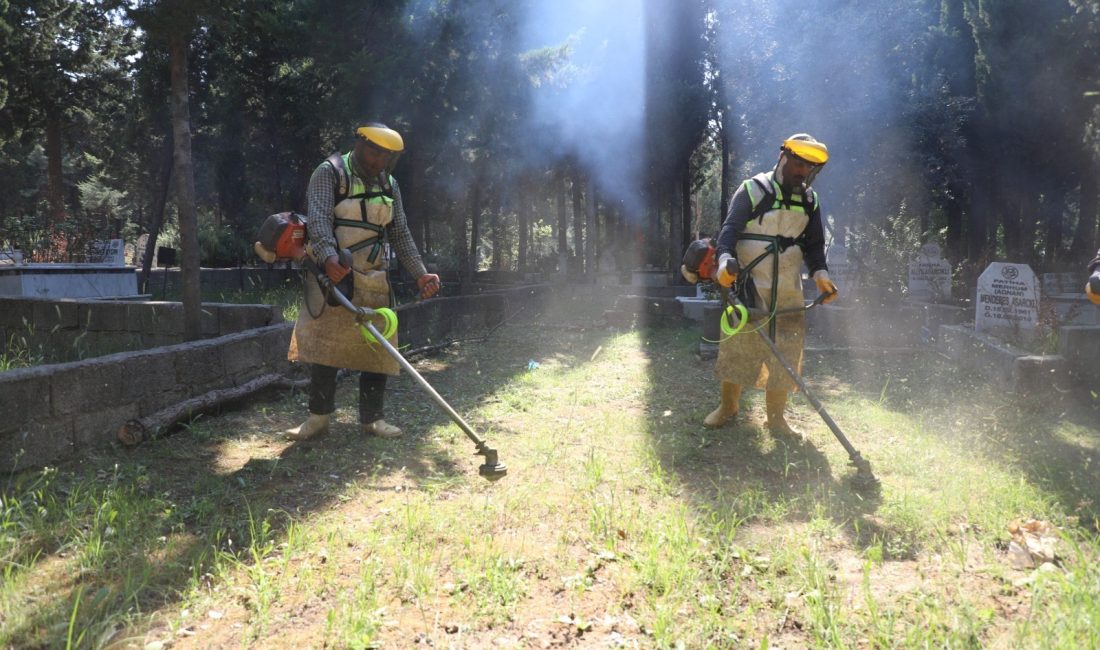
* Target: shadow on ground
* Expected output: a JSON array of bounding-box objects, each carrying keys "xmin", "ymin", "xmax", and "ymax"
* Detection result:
[
  {"xmin": 1, "ymin": 284, "xmax": 629, "ymax": 646},
  {"xmin": 638, "ymin": 321, "xmax": 889, "ymax": 556}
]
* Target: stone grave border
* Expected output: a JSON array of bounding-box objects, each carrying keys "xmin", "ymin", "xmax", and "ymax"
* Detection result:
[{"xmin": 2, "ymin": 285, "xmax": 550, "ymax": 472}]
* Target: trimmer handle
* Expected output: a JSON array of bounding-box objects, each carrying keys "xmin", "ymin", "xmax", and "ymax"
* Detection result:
[
  {"xmin": 811, "ymin": 290, "xmax": 836, "ymax": 307},
  {"xmin": 302, "ymin": 253, "xmax": 360, "ymax": 312}
]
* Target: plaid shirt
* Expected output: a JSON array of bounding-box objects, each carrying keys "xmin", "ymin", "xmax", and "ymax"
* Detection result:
[{"xmin": 305, "ymin": 159, "xmax": 428, "ymax": 279}]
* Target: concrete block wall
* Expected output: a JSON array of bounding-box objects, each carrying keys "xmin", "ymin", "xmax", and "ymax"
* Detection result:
[
  {"xmin": 2, "ymin": 284, "xmax": 552, "ymax": 472},
  {"xmin": 145, "ymin": 266, "xmax": 299, "ymax": 295},
  {"xmin": 0, "ymin": 297, "xmax": 282, "ymax": 360},
  {"xmin": 1, "ymin": 324, "xmax": 294, "ymax": 471}
]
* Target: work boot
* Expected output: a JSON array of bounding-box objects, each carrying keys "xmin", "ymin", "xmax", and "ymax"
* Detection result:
[
  {"xmin": 703, "ymin": 382, "xmax": 742, "ymax": 428},
  {"xmin": 765, "ymin": 390, "xmax": 799, "ymax": 437},
  {"xmin": 285, "ymin": 413, "xmax": 330, "ymax": 441},
  {"xmin": 363, "ymin": 419, "xmax": 403, "ymax": 438}
]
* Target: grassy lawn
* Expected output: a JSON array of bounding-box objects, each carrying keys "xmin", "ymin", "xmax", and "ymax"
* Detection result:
[{"xmin": 2, "ymin": 290, "xmax": 1098, "ymax": 648}]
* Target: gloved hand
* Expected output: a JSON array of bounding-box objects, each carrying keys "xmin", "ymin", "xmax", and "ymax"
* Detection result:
[
  {"xmin": 715, "ymin": 254, "xmax": 738, "ymax": 288},
  {"xmin": 1087, "ymin": 272, "xmax": 1100, "ymax": 305},
  {"xmin": 813, "ymin": 270, "xmax": 838, "ymax": 304},
  {"xmin": 417, "ymin": 273, "xmax": 441, "ymax": 299},
  {"xmin": 324, "ymin": 255, "xmax": 350, "ymax": 283}
]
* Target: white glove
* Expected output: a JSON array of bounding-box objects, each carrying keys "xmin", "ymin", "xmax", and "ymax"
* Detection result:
[
  {"xmin": 715, "ymin": 253, "xmax": 737, "ymax": 287},
  {"xmin": 813, "ymin": 270, "xmax": 838, "ymax": 303}
]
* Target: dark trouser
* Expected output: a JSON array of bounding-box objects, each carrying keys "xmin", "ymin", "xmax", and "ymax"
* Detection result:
[{"xmin": 308, "ymin": 363, "xmax": 387, "ymax": 424}]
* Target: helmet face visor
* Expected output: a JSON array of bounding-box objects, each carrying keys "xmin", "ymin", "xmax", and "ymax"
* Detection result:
[
  {"xmin": 356, "ymin": 125, "xmax": 404, "ymax": 153},
  {"xmin": 782, "ymin": 138, "xmax": 829, "ymax": 165},
  {"xmin": 365, "ymin": 141, "xmax": 402, "ymax": 173},
  {"xmin": 356, "ymin": 125, "xmax": 405, "ymax": 174}
]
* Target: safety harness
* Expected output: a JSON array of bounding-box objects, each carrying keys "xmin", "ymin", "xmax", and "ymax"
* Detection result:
[
  {"xmin": 746, "ymin": 173, "xmax": 817, "ymax": 254},
  {"xmin": 324, "ymin": 152, "xmax": 395, "ymax": 264},
  {"xmin": 730, "ymin": 173, "xmax": 820, "ymax": 340}
]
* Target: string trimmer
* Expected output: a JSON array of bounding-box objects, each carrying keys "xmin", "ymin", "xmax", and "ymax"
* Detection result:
[
  {"xmin": 313, "ymin": 260, "xmax": 506, "ymax": 481},
  {"xmin": 716, "ymin": 239, "xmax": 879, "ymax": 491},
  {"xmin": 254, "ymin": 213, "xmax": 506, "ymax": 481}
]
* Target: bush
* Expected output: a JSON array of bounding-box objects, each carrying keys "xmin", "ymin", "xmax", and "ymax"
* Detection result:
[{"xmin": 198, "ymin": 223, "xmax": 250, "ymax": 267}]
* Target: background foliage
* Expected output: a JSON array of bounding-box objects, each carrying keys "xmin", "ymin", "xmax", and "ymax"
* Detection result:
[{"xmin": 1, "ymin": 0, "xmax": 1098, "ymax": 283}]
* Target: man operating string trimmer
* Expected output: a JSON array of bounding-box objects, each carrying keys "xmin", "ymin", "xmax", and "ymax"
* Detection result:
[
  {"xmin": 683, "ymin": 133, "xmax": 837, "ymax": 434},
  {"xmin": 286, "ymin": 122, "xmax": 441, "ymax": 441}
]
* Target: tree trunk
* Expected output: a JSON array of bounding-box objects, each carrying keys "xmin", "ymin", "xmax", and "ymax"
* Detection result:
[
  {"xmin": 585, "ymin": 181, "xmax": 597, "ymax": 280},
  {"xmin": 1069, "ymin": 172, "xmax": 1098, "ymax": 258},
  {"xmin": 45, "ymin": 106, "xmax": 66, "ymax": 227},
  {"xmin": 490, "ymin": 189, "xmax": 502, "ymax": 270},
  {"xmin": 681, "ymin": 166, "xmax": 692, "ymax": 262},
  {"xmin": 668, "ymin": 184, "xmax": 682, "ymax": 275},
  {"xmin": 944, "ymin": 179, "xmax": 964, "ymax": 262},
  {"xmin": 517, "ymin": 183, "xmax": 529, "ymax": 273},
  {"xmin": 571, "ymin": 167, "xmax": 585, "ymax": 276},
  {"xmin": 118, "ymin": 374, "xmax": 309, "ymax": 445},
  {"xmin": 719, "ymin": 113, "xmax": 732, "ymax": 229},
  {"xmin": 1041, "ymin": 189, "xmax": 1066, "ymax": 266},
  {"xmin": 169, "ymin": 29, "xmax": 202, "ymax": 341},
  {"xmin": 138, "ymin": 131, "xmax": 175, "ymax": 293},
  {"xmin": 557, "ymin": 168, "xmax": 568, "ymax": 277},
  {"xmin": 466, "ymin": 182, "xmax": 481, "ymax": 290}
]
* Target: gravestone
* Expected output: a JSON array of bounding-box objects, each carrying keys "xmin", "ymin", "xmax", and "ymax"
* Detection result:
[
  {"xmin": 134, "ymin": 234, "xmax": 150, "ymax": 266},
  {"xmin": 824, "ymin": 245, "xmax": 858, "ymax": 301},
  {"xmin": 88, "ymin": 239, "xmax": 125, "ymax": 266},
  {"xmin": 976, "ymin": 262, "xmax": 1040, "ymax": 338},
  {"xmin": 908, "ymin": 243, "xmax": 952, "ymax": 302}
]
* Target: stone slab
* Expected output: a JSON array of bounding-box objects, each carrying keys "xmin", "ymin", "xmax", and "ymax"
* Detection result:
[{"xmin": 938, "ymin": 324, "xmax": 1068, "ymax": 394}]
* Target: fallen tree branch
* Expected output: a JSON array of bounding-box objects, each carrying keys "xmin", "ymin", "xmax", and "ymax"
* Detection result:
[{"xmin": 118, "ymin": 373, "xmax": 309, "ymax": 446}]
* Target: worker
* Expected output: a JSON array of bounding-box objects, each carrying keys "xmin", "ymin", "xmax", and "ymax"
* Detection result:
[
  {"xmin": 706, "ymin": 133, "xmax": 837, "ymax": 434},
  {"xmin": 287, "ymin": 122, "xmax": 440, "ymax": 440}
]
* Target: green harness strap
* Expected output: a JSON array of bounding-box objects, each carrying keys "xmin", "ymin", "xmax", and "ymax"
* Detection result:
[
  {"xmin": 333, "ymin": 219, "xmax": 386, "ymax": 264},
  {"xmin": 733, "ymin": 233, "xmax": 783, "ymax": 341}
]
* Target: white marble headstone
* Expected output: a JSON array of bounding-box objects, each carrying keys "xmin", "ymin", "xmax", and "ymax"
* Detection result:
[
  {"xmin": 976, "ymin": 262, "xmax": 1040, "ymax": 336},
  {"xmin": 908, "ymin": 243, "xmax": 952, "ymax": 302},
  {"xmin": 825, "ymin": 245, "xmax": 858, "ymax": 300},
  {"xmin": 87, "ymin": 239, "xmax": 125, "ymax": 266}
]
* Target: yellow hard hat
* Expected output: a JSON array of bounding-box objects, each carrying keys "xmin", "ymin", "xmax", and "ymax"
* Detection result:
[
  {"xmin": 782, "ymin": 134, "xmax": 829, "ymax": 165},
  {"xmin": 356, "ymin": 123, "xmax": 404, "ymax": 153}
]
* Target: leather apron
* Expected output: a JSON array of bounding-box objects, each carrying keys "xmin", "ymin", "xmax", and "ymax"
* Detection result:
[
  {"xmin": 288, "ymin": 174, "xmax": 399, "ymax": 375},
  {"xmin": 715, "ymin": 176, "xmax": 809, "ymax": 392}
]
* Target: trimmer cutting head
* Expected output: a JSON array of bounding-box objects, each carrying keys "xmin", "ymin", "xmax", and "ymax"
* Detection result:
[
  {"xmin": 479, "ymin": 461, "xmax": 508, "ymax": 481},
  {"xmin": 848, "ymin": 454, "xmax": 881, "ymax": 493},
  {"xmin": 477, "ymin": 445, "xmax": 508, "ymax": 481}
]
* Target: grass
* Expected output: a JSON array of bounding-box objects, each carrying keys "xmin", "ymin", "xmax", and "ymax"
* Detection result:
[{"xmin": 1, "ymin": 291, "xmax": 1099, "ymax": 647}]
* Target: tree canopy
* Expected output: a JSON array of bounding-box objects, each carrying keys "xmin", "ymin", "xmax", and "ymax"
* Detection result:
[{"xmin": 1, "ymin": 0, "xmax": 1097, "ymax": 286}]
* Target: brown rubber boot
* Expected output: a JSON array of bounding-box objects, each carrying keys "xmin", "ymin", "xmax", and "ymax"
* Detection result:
[
  {"xmin": 765, "ymin": 390, "xmax": 799, "ymax": 436},
  {"xmin": 285, "ymin": 413, "xmax": 330, "ymax": 441},
  {"xmin": 363, "ymin": 419, "xmax": 403, "ymax": 438},
  {"xmin": 703, "ymin": 382, "xmax": 742, "ymax": 428}
]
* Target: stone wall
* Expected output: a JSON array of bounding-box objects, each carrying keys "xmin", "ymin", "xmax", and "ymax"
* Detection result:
[
  {"xmin": 0, "ymin": 297, "xmax": 283, "ymax": 361},
  {"xmin": 1, "ymin": 324, "xmax": 294, "ymax": 471},
  {"xmin": 1, "ymin": 284, "xmax": 550, "ymax": 472},
  {"xmin": 144, "ymin": 266, "xmax": 299, "ymax": 296}
]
